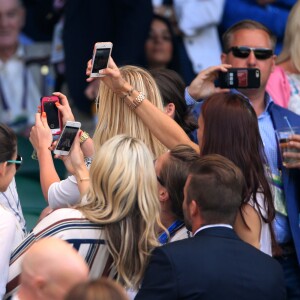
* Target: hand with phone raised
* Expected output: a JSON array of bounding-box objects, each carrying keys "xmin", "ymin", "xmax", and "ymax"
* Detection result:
[
  {"xmin": 30, "ymin": 112, "xmax": 53, "ymax": 156},
  {"xmin": 187, "ymin": 64, "xmax": 232, "ymax": 100},
  {"xmin": 86, "ymin": 56, "xmax": 127, "ymax": 93}
]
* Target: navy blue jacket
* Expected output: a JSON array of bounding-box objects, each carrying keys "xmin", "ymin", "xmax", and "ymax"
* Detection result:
[{"xmin": 135, "ymin": 227, "xmax": 286, "ymax": 300}]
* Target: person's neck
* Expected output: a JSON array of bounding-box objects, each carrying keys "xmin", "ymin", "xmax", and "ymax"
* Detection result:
[
  {"xmin": 242, "ymin": 89, "xmax": 266, "ymax": 116},
  {"xmin": 0, "ymin": 45, "xmax": 18, "ymax": 62},
  {"xmin": 16, "ymin": 287, "xmax": 30, "ymax": 300},
  {"xmin": 160, "ymin": 210, "xmax": 177, "ymax": 231}
]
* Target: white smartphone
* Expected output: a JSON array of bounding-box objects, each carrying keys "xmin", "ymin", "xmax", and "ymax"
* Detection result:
[
  {"xmin": 53, "ymin": 121, "xmax": 81, "ymax": 156},
  {"xmin": 90, "ymin": 42, "xmax": 113, "ymax": 78}
]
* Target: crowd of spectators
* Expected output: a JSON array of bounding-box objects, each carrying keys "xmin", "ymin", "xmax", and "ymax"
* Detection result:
[{"xmin": 1, "ymin": 0, "xmax": 300, "ymax": 299}]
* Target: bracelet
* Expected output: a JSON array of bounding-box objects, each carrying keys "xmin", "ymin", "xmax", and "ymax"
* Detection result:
[
  {"xmin": 79, "ymin": 177, "xmax": 90, "ymax": 182},
  {"xmin": 80, "ymin": 131, "xmax": 90, "ymax": 144},
  {"xmin": 125, "ymin": 91, "xmax": 145, "ymax": 110},
  {"xmin": 120, "ymin": 87, "xmax": 134, "ymax": 101}
]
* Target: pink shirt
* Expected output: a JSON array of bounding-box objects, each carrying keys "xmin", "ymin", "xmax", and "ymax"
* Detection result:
[{"xmin": 266, "ymin": 65, "xmax": 290, "ymax": 108}]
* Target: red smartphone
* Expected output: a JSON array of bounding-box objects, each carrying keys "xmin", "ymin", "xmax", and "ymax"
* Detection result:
[{"xmin": 41, "ymin": 96, "xmax": 62, "ymax": 135}]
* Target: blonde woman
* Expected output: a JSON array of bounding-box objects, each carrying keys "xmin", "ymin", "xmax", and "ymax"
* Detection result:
[
  {"xmin": 267, "ymin": 1, "xmax": 300, "ymax": 113},
  {"xmin": 93, "ymin": 65, "xmax": 167, "ymax": 157},
  {"xmin": 6, "ymin": 133, "xmax": 162, "ymax": 297},
  {"xmin": 30, "ymin": 66, "xmax": 166, "ymax": 209}
]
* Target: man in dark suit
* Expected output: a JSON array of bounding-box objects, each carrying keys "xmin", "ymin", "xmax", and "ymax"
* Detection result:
[{"xmin": 135, "ymin": 154, "xmax": 286, "ymax": 300}]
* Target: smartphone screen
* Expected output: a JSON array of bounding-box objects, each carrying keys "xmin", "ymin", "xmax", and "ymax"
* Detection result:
[
  {"xmin": 92, "ymin": 48, "xmax": 111, "ymax": 73},
  {"xmin": 43, "ymin": 101, "xmax": 60, "ymax": 130},
  {"xmin": 55, "ymin": 126, "xmax": 79, "ymax": 152},
  {"xmin": 236, "ymin": 69, "xmax": 248, "ymax": 87}
]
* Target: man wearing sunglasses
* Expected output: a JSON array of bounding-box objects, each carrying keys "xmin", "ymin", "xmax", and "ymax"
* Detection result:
[{"xmin": 186, "ymin": 19, "xmax": 300, "ymax": 299}]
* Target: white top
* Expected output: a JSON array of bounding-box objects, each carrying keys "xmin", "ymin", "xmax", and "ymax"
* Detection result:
[
  {"xmin": 249, "ymin": 193, "xmax": 272, "ymax": 256},
  {"xmin": 0, "ymin": 206, "xmax": 25, "ymax": 299},
  {"xmin": 48, "ymin": 175, "xmax": 81, "ymax": 209},
  {"xmin": 170, "ymin": 226, "xmax": 190, "ymax": 242},
  {"xmin": 173, "ymin": 0, "xmax": 224, "ymax": 73},
  {"xmin": 6, "ymin": 208, "xmax": 110, "ymax": 298},
  {"xmin": 0, "ymin": 178, "xmax": 26, "ymax": 233}
]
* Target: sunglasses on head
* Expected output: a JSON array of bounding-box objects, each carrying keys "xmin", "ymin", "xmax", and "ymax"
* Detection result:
[
  {"xmin": 227, "ymin": 46, "xmax": 273, "ymax": 60},
  {"xmin": 7, "ymin": 154, "xmax": 22, "ymax": 171}
]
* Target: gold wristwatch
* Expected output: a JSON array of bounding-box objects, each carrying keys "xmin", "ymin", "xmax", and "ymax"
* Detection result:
[{"xmin": 80, "ymin": 131, "xmax": 90, "ymax": 144}]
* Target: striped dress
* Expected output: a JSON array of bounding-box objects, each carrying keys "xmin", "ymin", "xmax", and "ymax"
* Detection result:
[{"xmin": 5, "ymin": 208, "xmax": 112, "ymax": 299}]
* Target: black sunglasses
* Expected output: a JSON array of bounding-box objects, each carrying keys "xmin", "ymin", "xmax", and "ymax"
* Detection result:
[
  {"xmin": 227, "ymin": 46, "xmax": 273, "ymax": 60},
  {"xmin": 7, "ymin": 154, "xmax": 23, "ymax": 171}
]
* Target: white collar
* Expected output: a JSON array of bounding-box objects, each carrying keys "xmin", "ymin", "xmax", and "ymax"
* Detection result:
[{"xmin": 193, "ymin": 224, "xmax": 233, "ymax": 236}]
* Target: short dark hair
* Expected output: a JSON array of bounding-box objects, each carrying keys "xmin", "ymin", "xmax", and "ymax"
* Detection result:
[
  {"xmin": 0, "ymin": 123, "xmax": 17, "ymax": 163},
  {"xmin": 222, "ymin": 19, "xmax": 277, "ymax": 52},
  {"xmin": 186, "ymin": 154, "xmax": 245, "ymax": 225},
  {"xmin": 159, "ymin": 145, "xmax": 199, "ymax": 220}
]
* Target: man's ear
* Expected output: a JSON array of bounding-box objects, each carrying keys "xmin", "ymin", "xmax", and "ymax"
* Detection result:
[
  {"xmin": 19, "ymin": 6, "xmax": 26, "ymax": 29},
  {"xmin": 190, "ymin": 200, "xmax": 200, "ymax": 217},
  {"xmin": 221, "ymin": 53, "xmax": 227, "ymax": 64},
  {"xmin": 271, "ymin": 54, "xmax": 276, "ymax": 72},
  {"xmin": 164, "ymin": 103, "xmax": 175, "ymax": 119}
]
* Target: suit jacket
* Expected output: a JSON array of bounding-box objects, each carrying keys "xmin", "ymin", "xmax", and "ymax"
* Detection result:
[
  {"xmin": 135, "ymin": 227, "xmax": 286, "ymax": 300},
  {"xmin": 268, "ymin": 102, "xmax": 300, "ymax": 263}
]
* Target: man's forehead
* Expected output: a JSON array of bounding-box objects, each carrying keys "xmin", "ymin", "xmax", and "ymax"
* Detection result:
[
  {"xmin": 0, "ymin": 0, "xmax": 21, "ymax": 11},
  {"xmin": 229, "ymin": 29, "xmax": 272, "ymax": 46}
]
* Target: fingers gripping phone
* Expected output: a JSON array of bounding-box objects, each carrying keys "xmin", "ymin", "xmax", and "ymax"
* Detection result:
[
  {"xmin": 216, "ymin": 68, "xmax": 261, "ymax": 89},
  {"xmin": 41, "ymin": 96, "xmax": 62, "ymax": 135},
  {"xmin": 54, "ymin": 121, "xmax": 81, "ymax": 156},
  {"xmin": 90, "ymin": 42, "xmax": 113, "ymax": 78}
]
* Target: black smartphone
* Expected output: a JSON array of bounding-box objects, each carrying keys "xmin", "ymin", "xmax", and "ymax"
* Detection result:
[
  {"xmin": 216, "ymin": 68, "xmax": 260, "ymax": 89},
  {"xmin": 41, "ymin": 96, "xmax": 62, "ymax": 135}
]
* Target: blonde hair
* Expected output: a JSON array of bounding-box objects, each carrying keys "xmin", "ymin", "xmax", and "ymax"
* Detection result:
[
  {"xmin": 78, "ymin": 135, "xmax": 162, "ymax": 289},
  {"xmin": 276, "ymin": 1, "xmax": 300, "ymax": 71},
  {"xmin": 93, "ymin": 65, "xmax": 167, "ymax": 158}
]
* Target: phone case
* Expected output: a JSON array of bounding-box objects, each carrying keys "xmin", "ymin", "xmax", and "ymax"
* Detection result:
[
  {"xmin": 41, "ymin": 96, "xmax": 62, "ymax": 135},
  {"xmin": 217, "ymin": 68, "xmax": 260, "ymax": 89},
  {"xmin": 90, "ymin": 42, "xmax": 113, "ymax": 77}
]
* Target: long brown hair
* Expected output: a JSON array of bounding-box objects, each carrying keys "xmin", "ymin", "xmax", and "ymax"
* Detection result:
[{"xmin": 200, "ymin": 93, "xmax": 275, "ymax": 238}]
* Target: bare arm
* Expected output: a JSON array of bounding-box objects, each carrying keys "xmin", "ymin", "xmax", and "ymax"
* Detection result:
[
  {"xmin": 234, "ymin": 204, "xmax": 261, "ymax": 250},
  {"xmin": 86, "ymin": 58, "xmax": 198, "ymax": 152},
  {"xmin": 29, "ymin": 113, "xmax": 60, "ymax": 202},
  {"xmin": 68, "ymin": 132, "xmax": 90, "ymax": 198}
]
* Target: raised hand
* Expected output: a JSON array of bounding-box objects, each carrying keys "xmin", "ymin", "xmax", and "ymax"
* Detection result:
[{"xmin": 187, "ymin": 64, "xmax": 232, "ymax": 100}]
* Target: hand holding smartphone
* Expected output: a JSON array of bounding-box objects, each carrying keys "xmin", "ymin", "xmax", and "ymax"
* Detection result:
[
  {"xmin": 54, "ymin": 121, "xmax": 81, "ymax": 156},
  {"xmin": 41, "ymin": 96, "xmax": 62, "ymax": 135},
  {"xmin": 216, "ymin": 68, "xmax": 261, "ymax": 89},
  {"xmin": 90, "ymin": 42, "xmax": 113, "ymax": 78}
]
